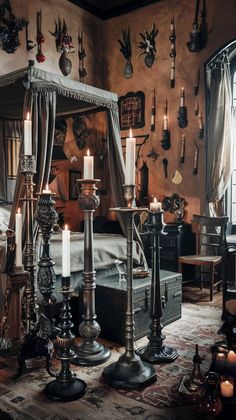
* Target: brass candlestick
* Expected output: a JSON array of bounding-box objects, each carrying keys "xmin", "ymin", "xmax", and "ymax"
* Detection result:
[
  {"xmin": 102, "ymin": 185, "xmax": 156, "ymax": 389},
  {"xmin": 72, "ymin": 179, "xmax": 110, "ymax": 366},
  {"xmin": 136, "ymin": 209, "xmax": 178, "ymax": 363},
  {"xmin": 20, "ymin": 155, "xmax": 37, "ymax": 333},
  {"xmin": 45, "ymin": 276, "xmax": 87, "ymax": 401}
]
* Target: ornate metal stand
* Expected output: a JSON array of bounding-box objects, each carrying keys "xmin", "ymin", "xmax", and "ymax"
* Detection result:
[
  {"xmin": 45, "ymin": 276, "xmax": 87, "ymax": 401},
  {"xmin": 35, "ymin": 191, "xmax": 58, "ymax": 309},
  {"xmin": 102, "ymin": 185, "xmax": 156, "ymax": 389},
  {"xmin": 72, "ymin": 179, "xmax": 110, "ymax": 366},
  {"xmin": 136, "ymin": 208, "xmax": 178, "ymax": 363},
  {"xmin": 20, "ymin": 155, "xmax": 37, "ymax": 333}
]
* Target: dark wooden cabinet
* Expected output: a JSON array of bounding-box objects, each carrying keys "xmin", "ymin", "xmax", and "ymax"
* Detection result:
[{"xmin": 142, "ymin": 222, "xmax": 195, "ymax": 281}]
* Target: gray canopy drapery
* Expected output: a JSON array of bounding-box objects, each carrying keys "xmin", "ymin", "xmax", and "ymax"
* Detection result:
[{"xmin": 205, "ymin": 52, "xmax": 234, "ymax": 216}]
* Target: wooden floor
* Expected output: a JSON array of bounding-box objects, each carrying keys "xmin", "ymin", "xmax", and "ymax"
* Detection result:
[{"xmin": 182, "ymin": 283, "xmax": 222, "ymax": 309}]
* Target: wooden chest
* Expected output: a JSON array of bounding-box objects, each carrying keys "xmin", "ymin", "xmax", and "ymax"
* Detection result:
[{"xmin": 92, "ymin": 269, "xmax": 182, "ymax": 345}]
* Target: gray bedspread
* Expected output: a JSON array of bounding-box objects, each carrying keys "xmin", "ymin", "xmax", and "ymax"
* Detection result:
[{"xmin": 39, "ymin": 232, "xmax": 143, "ymax": 276}]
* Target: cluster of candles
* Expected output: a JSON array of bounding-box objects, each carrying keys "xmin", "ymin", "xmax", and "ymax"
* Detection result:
[{"xmin": 216, "ymin": 349, "xmax": 236, "ymax": 398}]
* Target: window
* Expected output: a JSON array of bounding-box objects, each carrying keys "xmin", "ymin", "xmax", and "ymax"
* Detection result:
[{"xmin": 227, "ymin": 65, "xmax": 236, "ymax": 228}]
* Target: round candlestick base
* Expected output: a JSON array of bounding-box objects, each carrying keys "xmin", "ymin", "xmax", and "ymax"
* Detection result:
[
  {"xmin": 72, "ymin": 342, "xmax": 111, "ymax": 366},
  {"xmin": 102, "ymin": 352, "xmax": 156, "ymax": 390},
  {"xmin": 45, "ymin": 378, "xmax": 87, "ymax": 402},
  {"xmin": 136, "ymin": 343, "xmax": 178, "ymax": 363}
]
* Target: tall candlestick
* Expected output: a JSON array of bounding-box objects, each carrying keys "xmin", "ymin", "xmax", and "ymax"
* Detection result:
[
  {"xmin": 15, "ymin": 207, "xmax": 22, "ymax": 267},
  {"xmin": 180, "ymin": 87, "xmax": 185, "ymax": 107},
  {"xmin": 83, "ymin": 149, "xmax": 94, "ymax": 179},
  {"xmin": 125, "ymin": 129, "xmax": 136, "ymax": 185},
  {"xmin": 24, "ymin": 112, "xmax": 32, "ymax": 156},
  {"xmin": 62, "ymin": 224, "xmax": 70, "ymax": 277}
]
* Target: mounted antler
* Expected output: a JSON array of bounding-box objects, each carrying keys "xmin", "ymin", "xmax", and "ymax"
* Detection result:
[
  {"xmin": 138, "ymin": 23, "xmax": 158, "ymax": 68},
  {"xmin": 118, "ymin": 27, "xmax": 133, "ymax": 78}
]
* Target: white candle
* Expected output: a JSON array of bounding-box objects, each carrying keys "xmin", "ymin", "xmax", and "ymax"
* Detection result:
[
  {"xmin": 220, "ymin": 379, "xmax": 234, "ymax": 398},
  {"xmin": 227, "ymin": 350, "xmax": 236, "ymax": 363},
  {"xmin": 125, "ymin": 129, "xmax": 136, "ymax": 185},
  {"xmin": 163, "ymin": 115, "xmax": 168, "ymax": 130},
  {"xmin": 83, "ymin": 149, "xmax": 94, "ymax": 179},
  {"xmin": 180, "ymin": 87, "xmax": 185, "ymax": 107},
  {"xmin": 15, "ymin": 208, "xmax": 22, "ymax": 267},
  {"xmin": 42, "ymin": 184, "xmax": 51, "ymax": 194},
  {"xmin": 62, "ymin": 224, "xmax": 70, "ymax": 277},
  {"xmin": 150, "ymin": 197, "xmax": 162, "ymax": 212},
  {"xmin": 24, "ymin": 112, "xmax": 32, "ymax": 155}
]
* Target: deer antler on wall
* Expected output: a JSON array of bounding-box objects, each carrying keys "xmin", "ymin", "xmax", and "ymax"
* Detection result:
[
  {"xmin": 138, "ymin": 23, "xmax": 158, "ymax": 68},
  {"xmin": 118, "ymin": 27, "xmax": 133, "ymax": 79}
]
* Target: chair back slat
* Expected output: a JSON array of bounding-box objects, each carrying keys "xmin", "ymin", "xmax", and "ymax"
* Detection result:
[{"xmin": 192, "ymin": 215, "xmax": 228, "ymax": 256}]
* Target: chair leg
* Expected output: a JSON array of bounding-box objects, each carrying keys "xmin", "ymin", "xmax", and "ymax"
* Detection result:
[{"xmin": 210, "ymin": 267, "xmax": 214, "ymax": 301}]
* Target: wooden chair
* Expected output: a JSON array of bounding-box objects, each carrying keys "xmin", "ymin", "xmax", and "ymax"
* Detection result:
[{"xmin": 179, "ymin": 215, "xmax": 228, "ymax": 301}]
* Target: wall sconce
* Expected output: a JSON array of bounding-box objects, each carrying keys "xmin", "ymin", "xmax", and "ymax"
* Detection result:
[{"xmin": 7, "ymin": 137, "xmax": 21, "ymax": 179}]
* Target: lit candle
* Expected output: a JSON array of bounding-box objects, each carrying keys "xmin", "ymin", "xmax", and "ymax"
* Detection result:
[
  {"xmin": 180, "ymin": 87, "xmax": 185, "ymax": 107},
  {"xmin": 216, "ymin": 352, "xmax": 226, "ymax": 361},
  {"xmin": 163, "ymin": 115, "xmax": 168, "ymax": 130},
  {"xmin": 62, "ymin": 224, "xmax": 70, "ymax": 277},
  {"xmin": 220, "ymin": 379, "xmax": 234, "ymax": 398},
  {"xmin": 83, "ymin": 149, "xmax": 94, "ymax": 179},
  {"xmin": 150, "ymin": 197, "xmax": 162, "ymax": 212},
  {"xmin": 125, "ymin": 128, "xmax": 136, "ymax": 185},
  {"xmin": 227, "ymin": 350, "xmax": 236, "ymax": 363},
  {"xmin": 199, "ymin": 111, "xmax": 203, "ymax": 129},
  {"xmin": 24, "ymin": 112, "xmax": 32, "ymax": 155},
  {"xmin": 15, "ymin": 208, "xmax": 22, "ymax": 267},
  {"xmin": 42, "ymin": 184, "xmax": 51, "ymax": 194}
]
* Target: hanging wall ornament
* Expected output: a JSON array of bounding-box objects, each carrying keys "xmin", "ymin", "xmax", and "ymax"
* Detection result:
[
  {"xmin": 36, "ymin": 11, "xmax": 45, "ymax": 63},
  {"xmin": 161, "ymin": 100, "xmax": 171, "ymax": 150},
  {"xmin": 0, "ymin": 0, "xmax": 27, "ymax": 54},
  {"xmin": 180, "ymin": 134, "xmax": 185, "ymax": 163},
  {"xmin": 50, "ymin": 19, "xmax": 75, "ymax": 76},
  {"xmin": 193, "ymin": 143, "xmax": 199, "ymax": 175},
  {"xmin": 150, "ymin": 89, "xmax": 156, "ymax": 132},
  {"xmin": 118, "ymin": 27, "xmax": 133, "ymax": 79},
  {"xmin": 169, "ymin": 17, "xmax": 176, "ymax": 88},
  {"xmin": 186, "ymin": 0, "xmax": 207, "ymax": 53},
  {"xmin": 198, "ymin": 111, "xmax": 204, "ymax": 139},
  {"xmin": 178, "ymin": 88, "xmax": 188, "ymax": 128},
  {"xmin": 162, "ymin": 158, "xmax": 168, "ymax": 179},
  {"xmin": 78, "ymin": 31, "xmax": 87, "ymax": 82},
  {"xmin": 138, "ymin": 23, "xmax": 158, "ymax": 68},
  {"xmin": 194, "ymin": 69, "xmax": 200, "ymax": 96}
]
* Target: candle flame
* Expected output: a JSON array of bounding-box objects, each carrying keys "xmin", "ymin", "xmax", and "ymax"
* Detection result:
[
  {"xmin": 26, "ymin": 112, "xmax": 30, "ymax": 121},
  {"xmin": 17, "ymin": 207, "xmax": 21, "ymax": 214},
  {"xmin": 65, "ymin": 224, "xmax": 68, "ymax": 230},
  {"xmin": 87, "ymin": 149, "xmax": 90, "ymax": 157},
  {"xmin": 164, "ymin": 115, "xmax": 167, "ymax": 120},
  {"xmin": 129, "ymin": 128, "xmax": 133, "ymax": 138}
]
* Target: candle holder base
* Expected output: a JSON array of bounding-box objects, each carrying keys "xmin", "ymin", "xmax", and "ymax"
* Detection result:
[
  {"xmin": 103, "ymin": 352, "xmax": 156, "ymax": 390},
  {"xmin": 45, "ymin": 377, "xmax": 87, "ymax": 402},
  {"xmin": 136, "ymin": 343, "xmax": 178, "ymax": 363},
  {"xmin": 73, "ymin": 341, "xmax": 111, "ymax": 366}
]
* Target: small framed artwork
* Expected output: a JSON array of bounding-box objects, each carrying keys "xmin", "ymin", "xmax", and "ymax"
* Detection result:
[
  {"xmin": 118, "ymin": 91, "xmax": 145, "ymax": 130},
  {"xmin": 69, "ymin": 170, "xmax": 81, "ymax": 200}
]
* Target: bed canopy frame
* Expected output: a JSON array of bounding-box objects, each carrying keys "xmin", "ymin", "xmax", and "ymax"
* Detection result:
[{"xmin": 0, "ymin": 61, "xmax": 126, "ymax": 232}]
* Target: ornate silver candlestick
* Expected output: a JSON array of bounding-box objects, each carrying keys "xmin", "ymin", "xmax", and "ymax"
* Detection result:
[
  {"xmin": 45, "ymin": 275, "xmax": 87, "ymax": 401},
  {"xmin": 20, "ymin": 155, "xmax": 37, "ymax": 333},
  {"xmin": 102, "ymin": 185, "xmax": 156, "ymax": 389},
  {"xmin": 136, "ymin": 209, "xmax": 178, "ymax": 363},
  {"xmin": 73, "ymin": 179, "xmax": 110, "ymax": 366},
  {"xmin": 35, "ymin": 191, "xmax": 58, "ymax": 306}
]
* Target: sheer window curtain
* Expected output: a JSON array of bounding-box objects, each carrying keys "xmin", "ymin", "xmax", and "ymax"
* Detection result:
[{"xmin": 205, "ymin": 53, "xmax": 235, "ymax": 216}]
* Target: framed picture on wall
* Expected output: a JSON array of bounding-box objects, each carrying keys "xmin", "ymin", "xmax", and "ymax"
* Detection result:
[
  {"xmin": 118, "ymin": 91, "xmax": 145, "ymax": 130},
  {"xmin": 69, "ymin": 170, "xmax": 81, "ymax": 200}
]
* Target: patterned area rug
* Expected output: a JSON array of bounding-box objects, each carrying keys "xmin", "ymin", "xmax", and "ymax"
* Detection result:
[{"xmin": 0, "ymin": 303, "xmax": 222, "ymax": 420}]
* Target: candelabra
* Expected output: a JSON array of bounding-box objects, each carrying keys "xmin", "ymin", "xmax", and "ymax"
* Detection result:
[
  {"xmin": 102, "ymin": 185, "xmax": 156, "ymax": 389},
  {"xmin": 72, "ymin": 179, "xmax": 110, "ymax": 366},
  {"xmin": 20, "ymin": 155, "xmax": 37, "ymax": 333},
  {"xmin": 35, "ymin": 190, "xmax": 58, "ymax": 310},
  {"xmin": 136, "ymin": 209, "xmax": 178, "ymax": 363},
  {"xmin": 45, "ymin": 275, "xmax": 87, "ymax": 401}
]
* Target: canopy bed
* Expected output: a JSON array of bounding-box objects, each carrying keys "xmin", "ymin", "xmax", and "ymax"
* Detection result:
[{"xmin": 0, "ymin": 61, "xmax": 146, "ymax": 316}]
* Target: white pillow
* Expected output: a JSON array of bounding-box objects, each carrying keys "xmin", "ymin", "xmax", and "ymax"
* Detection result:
[{"xmin": 0, "ymin": 206, "xmax": 11, "ymax": 233}]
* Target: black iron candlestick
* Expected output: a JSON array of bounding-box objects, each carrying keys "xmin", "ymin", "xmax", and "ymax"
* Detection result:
[
  {"xmin": 45, "ymin": 276, "xmax": 87, "ymax": 401},
  {"xmin": 72, "ymin": 179, "xmax": 110, "ymax": 366},
  {"xmin": 102, "ymin": 185, "xmax": 156, "ymax": 389},
  {"xmin": 136, "ymin": 209, "xmax": 178, "ymax": 363},
  {"xmin": 35, "ymin": 191, "xmax": 58, "ymax": 306},
  {"xmin": 20, "ymin": 155, "xmax": 37, "ymax": 333}
]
